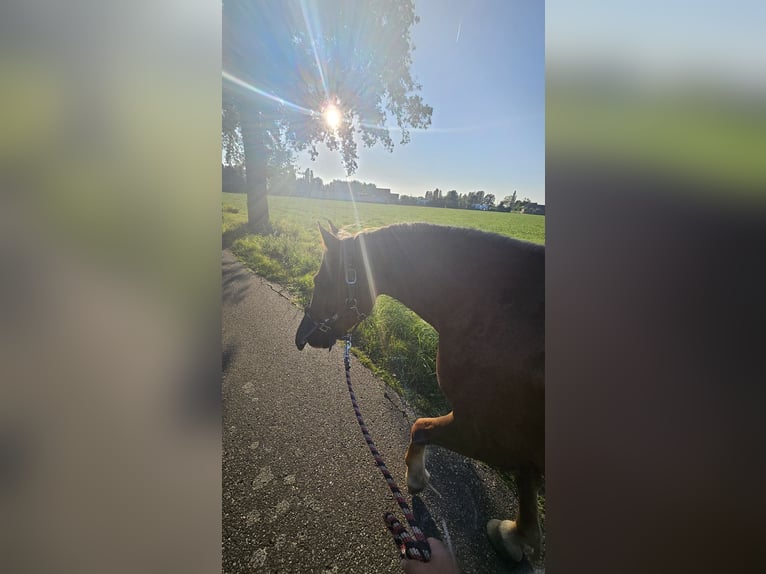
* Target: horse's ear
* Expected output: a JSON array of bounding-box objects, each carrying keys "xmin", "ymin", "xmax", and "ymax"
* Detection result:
[
  {"xmin": 327, "ymin": 220, "xmax": 340, "ymax": 235},
  {"xmin": 318, "ymin": 222, "xmax": 338, "ymax": 249}
]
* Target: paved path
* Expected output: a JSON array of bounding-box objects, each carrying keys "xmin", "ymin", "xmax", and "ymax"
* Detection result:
[{"xmin": 222, "ymin": 251, "xmax": 540, "ymax": 573}]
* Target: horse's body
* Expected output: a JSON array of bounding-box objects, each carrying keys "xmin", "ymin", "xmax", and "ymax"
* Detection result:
[{"xmin": 295, "ymin": 222, "xmax": 544, "ymax": 562}]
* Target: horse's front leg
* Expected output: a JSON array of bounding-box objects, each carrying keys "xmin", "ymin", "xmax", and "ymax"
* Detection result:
[
  {"xmin": 404, "ymin": 412, "xmax": 455, "ymax": 493},
  {"xmin": 487, "ymin": 466, "xmax": 543, "ymax": 562}
]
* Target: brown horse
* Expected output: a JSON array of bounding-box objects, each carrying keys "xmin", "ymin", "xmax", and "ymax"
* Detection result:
[{"xmin": 295, "ymin": 222, "xmax": 544, "ymax": 562}]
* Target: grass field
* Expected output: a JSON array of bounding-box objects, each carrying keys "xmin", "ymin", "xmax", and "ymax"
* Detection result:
[
  {"xmin": 224, "ymin": 194, "xmax": 545, "ymax": 245},
  {"xmin": 223, "ymin": 192, "xmax": 544, "ymax": 415}
]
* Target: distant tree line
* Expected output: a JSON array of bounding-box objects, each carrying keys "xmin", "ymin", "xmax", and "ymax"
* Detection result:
[
  {"xmin": 398, "ymin": 188, "xmax": 538, "ymax": 213},
  {"xmin": 224, "ymin": 164, "xmax": 542, "ymax": 213}
]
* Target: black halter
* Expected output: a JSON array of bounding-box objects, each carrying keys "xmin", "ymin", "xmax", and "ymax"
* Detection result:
[{"xmin": 300, "ymin": 239, "xmax": 367, "ymax": 342}]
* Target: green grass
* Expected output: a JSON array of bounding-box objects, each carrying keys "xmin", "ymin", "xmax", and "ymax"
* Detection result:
[
  {"xmin": 264, "ymin": 195, "xmax": 546, "ymax": 244},
  {"xmin": 353, "ymin": 295, "xmax": 447, "ymax": 415},
  {"xmin": 223, "ymin": 192, "xmax": 544, "ymax": 416}
]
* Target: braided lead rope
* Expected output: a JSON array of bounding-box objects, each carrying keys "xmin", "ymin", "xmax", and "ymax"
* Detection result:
[
  {"xmin": 342, "ymin": 337, "xmax": 431, "ymax": 562},
  {"xmin": 384, "ymin": 512, "xmax": 421, "ymax": 559}
]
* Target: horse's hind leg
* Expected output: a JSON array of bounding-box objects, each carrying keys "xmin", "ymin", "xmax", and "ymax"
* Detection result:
[
  {"xmin": 487, "ymin": 466, "xmax": 543, "ymax": 562},
  {"xmin": 404, "ymin": 412, "xmax": 456, "ymax": 494}
]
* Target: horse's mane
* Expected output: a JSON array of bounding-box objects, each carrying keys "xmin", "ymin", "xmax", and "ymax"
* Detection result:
[{"xmin": 344, "ymin": 222, "xmax": 543, "ymax": 253}]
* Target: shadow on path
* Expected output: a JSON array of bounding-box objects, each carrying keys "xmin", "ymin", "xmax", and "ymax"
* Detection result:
[{"xmin": 222, "ymin": 257, "xmax": 252, "ymax": 305}]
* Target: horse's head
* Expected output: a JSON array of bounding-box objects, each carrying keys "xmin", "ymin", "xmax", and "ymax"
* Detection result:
[{"xmin": 295, "ymin": 222, "xmax": 371, "ymax": 350}]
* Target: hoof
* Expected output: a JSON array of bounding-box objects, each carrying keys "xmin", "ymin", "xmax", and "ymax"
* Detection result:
[
  {"xmin": 486, "ymin": 519, "xmax": 534, "ymax": 563},
  {"xmin": 405, "ymin": 467, "xmax": 430, "ymax": 495}
]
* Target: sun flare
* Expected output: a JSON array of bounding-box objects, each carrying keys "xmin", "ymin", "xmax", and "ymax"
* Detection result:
[{"xmin": 323, "ymin": 104, "xmax": 342, "ymax": 130}]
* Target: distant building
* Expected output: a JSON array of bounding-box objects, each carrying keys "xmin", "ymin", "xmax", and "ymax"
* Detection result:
[
  {"xmin": 325, "ymin": 180, "xmax": 398, "ymax": 203},
  {"xmin": 521, "ymin": 203, "xmax": 545, "ymax": 215}
]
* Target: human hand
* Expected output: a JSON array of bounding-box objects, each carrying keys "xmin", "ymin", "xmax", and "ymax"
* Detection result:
[{"xmin": 400, "ymin": 538, "xmax": 460, "ymax": 574}]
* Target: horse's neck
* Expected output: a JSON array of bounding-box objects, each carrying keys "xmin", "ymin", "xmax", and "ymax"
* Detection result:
[{"xmin": 365, "ymin": 227, "xmax": 456, "ymax": 331}]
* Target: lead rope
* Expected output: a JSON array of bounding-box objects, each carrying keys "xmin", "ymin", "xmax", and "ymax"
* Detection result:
[{"xmin": 342, "ymin": 336, "xmax": 432, "ymax": 562}]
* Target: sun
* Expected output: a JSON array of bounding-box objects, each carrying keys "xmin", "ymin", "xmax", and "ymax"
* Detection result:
[{"xmin": 323, "ymin": 103, "xmax": 342, "ymax": 130}]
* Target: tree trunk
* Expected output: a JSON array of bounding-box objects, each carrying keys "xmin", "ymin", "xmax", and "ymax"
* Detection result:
[{"xmin": 239, "ymin": 101, "xmax": 271, "ymax": 234}]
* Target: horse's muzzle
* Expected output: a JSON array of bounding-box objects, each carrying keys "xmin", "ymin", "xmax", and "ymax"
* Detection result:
[
  {"xmin": 295, "ymin": 313, "xmax": 335, "ymax": 350},
  {"xmin": 295, "ymin": 314, "xmax": 312, "ymax": 350}
]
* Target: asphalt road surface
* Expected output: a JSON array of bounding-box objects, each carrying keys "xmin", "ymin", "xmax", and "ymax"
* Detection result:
[{"xmin": 222, "ymin": 250, "xmax": 541, "ymax": 573}]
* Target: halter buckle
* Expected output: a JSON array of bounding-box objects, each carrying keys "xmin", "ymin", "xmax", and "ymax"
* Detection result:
[{"xmin": 345, "ymin": 267, "xmax": 357, "ymax": 285}]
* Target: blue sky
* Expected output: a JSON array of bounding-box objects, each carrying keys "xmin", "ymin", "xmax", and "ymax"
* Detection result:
[{"xmin": 296, "ymin": 0, "xmax": 545, "ymax": 204}]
